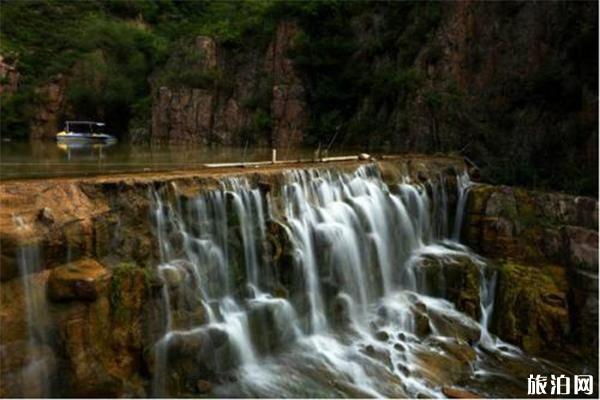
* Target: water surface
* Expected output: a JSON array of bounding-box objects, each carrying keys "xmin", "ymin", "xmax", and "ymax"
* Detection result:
[{"xmin": 0, "ymin": 140, "xmax": 368, "ymax": 180}]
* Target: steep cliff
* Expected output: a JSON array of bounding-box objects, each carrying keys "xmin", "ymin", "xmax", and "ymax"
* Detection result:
[{"xmin": 148, "ymin": 21, "xmax": 307, "ymax": 148}]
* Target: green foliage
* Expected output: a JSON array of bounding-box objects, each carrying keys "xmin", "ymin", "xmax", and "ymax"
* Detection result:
[
  {"xmin": 109, "ymin": 261, "xmax": 155, "ymax": 322},
  {"xmin": 1, "ymin": 91, "xmax": 30, "ymax": 138}
]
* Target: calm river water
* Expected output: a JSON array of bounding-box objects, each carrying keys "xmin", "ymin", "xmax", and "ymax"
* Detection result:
[{"xmin": 0, "ymin": 141, "xmax": 369, "ymax": 180}]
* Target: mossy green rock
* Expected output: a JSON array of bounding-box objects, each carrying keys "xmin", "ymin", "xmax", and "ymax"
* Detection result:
[{"xmin": 492, "ymin": 261, "xmax": 569, "ymax": 355}]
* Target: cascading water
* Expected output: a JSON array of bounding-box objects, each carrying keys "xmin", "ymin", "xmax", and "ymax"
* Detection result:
[
  {"xmin": 148, "ymin": 165, "xmax": 555, "ymax": 397},
  {"xmin": 452, "ymin": 170, "xmax": 472, "ymax": 241},
  {"xmin": 150, "ymin": 178, "xmax": 303, "ymax": 396},
  {"xmin": 11, "ymin": 232, "xmax": 52, "ymax": 397}
]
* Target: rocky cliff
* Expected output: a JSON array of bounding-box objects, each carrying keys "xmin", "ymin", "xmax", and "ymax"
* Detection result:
[
  {"xmin": 148, "ymin": 21, "xmax": 307, "ymax": 148},
  {"xmin": 462, "ymin": 184, "xmax": 598, "ymax": 357}
]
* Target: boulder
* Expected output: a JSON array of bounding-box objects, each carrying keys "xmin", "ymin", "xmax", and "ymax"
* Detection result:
[
  {"xmin": 247, "ymin": 297, "xmax": 298, "ymax": 354},
  {"xmin": 47, "ymin": 259, "xmax": 111, "ymax": 302},
  {"xmin": 375, "ymin": 330, "xmax": 390, "ymax": 342}
]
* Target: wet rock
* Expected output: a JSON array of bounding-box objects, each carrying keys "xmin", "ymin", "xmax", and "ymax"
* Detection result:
[
  {"xmin": 442, "ymin": 386, "xmax": 479, "ymax": 398},
  {"xmin": 411, "ymin": 303, "xmax": 431, "ymax": 338},
  {"xmin": 0, "ymin": 340, "xmax": 57, "ymax": 397},
  {"xmin": 429, "ymin": 337, "xmax": 476, "ymax": 365},
  {"xmin": 47, "ymin": 259, "xmax": 111, "ymax": 302},
  {"xmin": 396, "ymin": 363, "xmax": 410, "ymax": 376},
  {"xmin": 272, "ymin": 284, "xmax": 289, "ymax": 299},
  {"xmin": 38, "ymin": 207, "xmax": 55, "ymax": 225},
  {"xmin": 412, "ymin": 252, "xmax": 482, "ymax": 321},
  {"xmin": 376, "ymin": 305, "xmax": 389, "ymax": 319},
  {"xmin": 160, "ymin": 265, "xmax": 183, "ymax": 288},
  {"xmin": 542, "ymin": 292, "xmax": 566, "ymax": 307},
  {"xmin": 247, "ymin": 299, "xmax": 297, "ymax": 354},
  {"xmin": 463, "ymin": 183, "xmax": 598, "ymax": 359},
  {"xmin": 393, "ymin": 342, "xmax": 406, "ymax": 352},
  {"xmin": 492, "ymin": 261, "xmax": 569, "ymax": 355},
  {"xmin": 164, "ymin": 327, "xmax": 236, "ymax": 389},
  {"xmin": 169, "ymin": 332, "xmax": 204, "ymax": 357},
  {"xmin": 464, "ymin": 184, "xmax": 598, "ymax": 266},
  {"xmin": 61, "ymin": 314, "xmax": 124, "ymax": 397},
  {"xmin": 206, "ymin": 327, "xmax": 229, "ymax": 348},
  {"xmin": 362, "ymin": 344, "xmax": 393, "ymax": 371},
  {"xmin": 358, "ymin": 153, "xmax": 370, "ymax": 160},
  {"xmin": 412, "ymin": 348, "xmax": 471, "ymax": 387},
  {"xmin": 375, "ymin": 330, "xmax": 390, "ymax": 342},
  {"xmin": 427, "ymin": 308, "xmax": 481, "ymax": 343},
  {"xmin": 331, "ymin": 293, "xmax": 353, "ymax": 328},
  {"xmin": 196, "ymin": 379, "xmax": 213, "ymax": 394},
  {"xmin": 257, "ymin": 181, "xmax": 272, "ymax": 194}
]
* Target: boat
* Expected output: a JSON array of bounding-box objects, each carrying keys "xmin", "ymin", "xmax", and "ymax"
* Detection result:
[{"xmin": 56, "ymin": 121, "xmax": 117, "ymax": 144}]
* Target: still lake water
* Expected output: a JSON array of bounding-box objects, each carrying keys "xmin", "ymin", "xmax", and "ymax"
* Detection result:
[{"xmin": 0, "ymin": 141, "xmax": 369, "ymax": 180}]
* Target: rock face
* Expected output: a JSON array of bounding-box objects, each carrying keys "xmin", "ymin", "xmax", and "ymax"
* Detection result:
[
  {"xmin": 150, "ymin": 36, "xmax": 236, "ymax": 145},
  {"xmin": 150, "ymin": 22, "xmax": 307, "ymax": 148},
  {"xmin": 463, "ymin": 184, "xmax": 598, "ymax": 359},
  {"xmin": 0, "ymin": 260, "xmax": 152, "ymax": 397},
  {"xmin": 47, "ymin": 259, "xmax": 111, "ymax": 302},
  {"xmin": 266, "ymin": 21, "xmax": 308, "ymax": 148},
  {"xmin": 492, "ymin": 261, "xmax": 570, "ymax": 355},
  {"xmin": 0, "ymin": 54, "xmax": 19, "ymax": 95},
  {"xmin": 404, "ymin": 1, "xmax": 598, "ymax": 188},
  {"xmin": 411, "ymin": 251, "xmax": 482, "ymax": 321},
  {"xmin": 28, "ymin": 74, "xmax": 69, "ymax": 140}
]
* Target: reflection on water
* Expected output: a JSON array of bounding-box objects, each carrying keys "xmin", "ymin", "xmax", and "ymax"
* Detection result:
[{"xmin": 0, "ymin": 141, "xmax": 369, "ymax": 180}]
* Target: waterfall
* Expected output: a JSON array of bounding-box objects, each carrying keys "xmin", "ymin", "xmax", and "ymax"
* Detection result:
[
  {"xmin": 150, "ymin": 177, "xmax": 301, "ymax": 396},
  {"xmin": 148, "ymin": 165, "xmax": 518, "ymax": 397},
  {"xmin": 452, "ymin": 170, "xmax": 472, "ymax": 241},
  {"xmin": 478, "ymin": 265, "xmax": 498, "ymax": 349},
  {"xmin": 15, "ymin": 241, "xmax": 51, "ymax": 397}
]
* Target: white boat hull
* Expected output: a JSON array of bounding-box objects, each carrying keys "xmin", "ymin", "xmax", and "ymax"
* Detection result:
[{"xmin": 56, "ymin": 132, "xmax": 117, "ymax": 144}]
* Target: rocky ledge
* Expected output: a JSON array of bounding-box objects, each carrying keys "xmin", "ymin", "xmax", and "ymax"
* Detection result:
[
  {"xmin": 463, "ymin": 184, "xmax": 598, "ymax": 358},
  {"xmin": 0, "ymin": 155, "xmax": 597, "ymax": 397}
]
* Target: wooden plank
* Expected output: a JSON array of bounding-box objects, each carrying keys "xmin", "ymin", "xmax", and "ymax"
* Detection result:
[{"xmin": 203, "ymin": 154, "xmax": 362, "ymax": 169}]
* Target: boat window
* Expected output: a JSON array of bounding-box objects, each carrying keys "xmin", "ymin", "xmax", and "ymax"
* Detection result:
[{"xmin": 69, "ymin": 123, "xmax": 92, "ymax": 134}]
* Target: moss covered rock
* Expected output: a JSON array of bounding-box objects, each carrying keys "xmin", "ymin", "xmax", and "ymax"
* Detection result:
[{"xmin": 492, "ymin": 261, "xmax": 569, "ymax": 355}]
